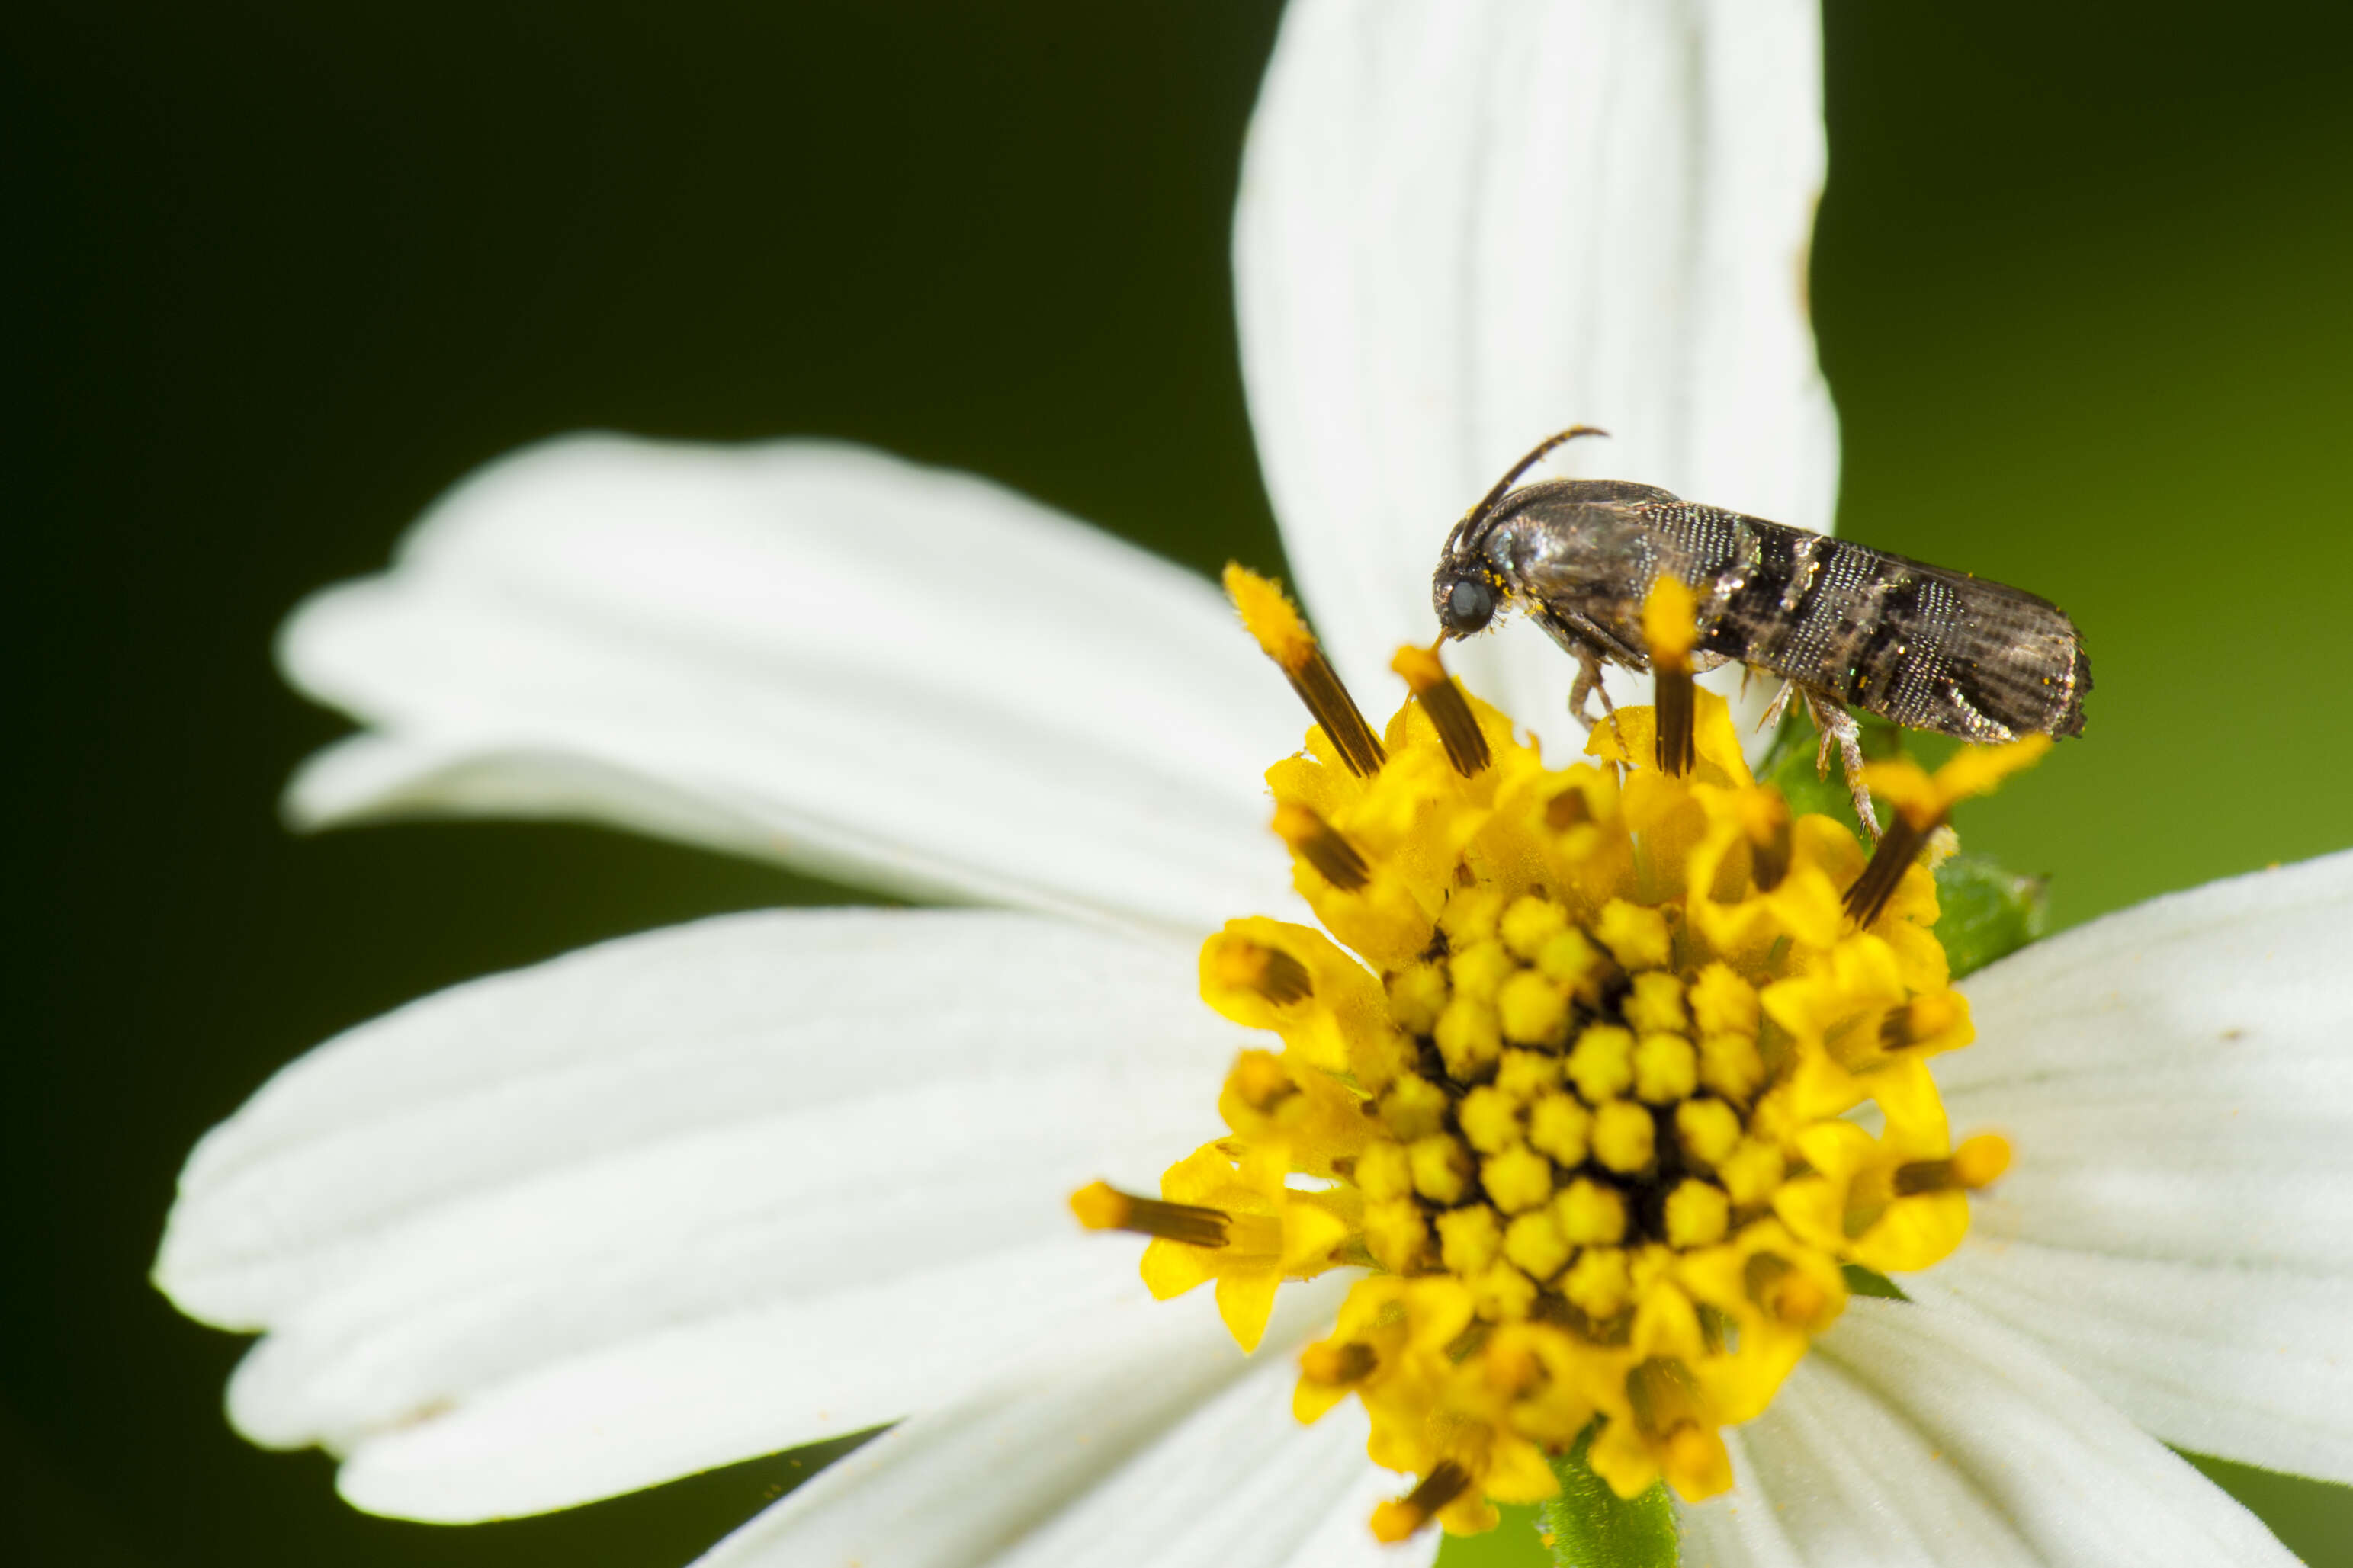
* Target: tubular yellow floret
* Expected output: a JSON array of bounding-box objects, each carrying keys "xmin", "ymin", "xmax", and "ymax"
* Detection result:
[
  {"xmin": 1392, "ymin": 641, "xmax": 1492, "ymax": 776},
  {"xmin": 1273, "ymin": 802, "xmax": 1372, "ymax": 891},
  {"xmin": 1225, "ymin": 562, "xmax": 1386, "ymax": 777}
]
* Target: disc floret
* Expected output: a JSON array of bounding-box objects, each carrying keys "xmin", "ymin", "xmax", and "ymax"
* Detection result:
[{"xmin": 1074, "ymin": 569, "xmax": 2041, "ymax": 1540}]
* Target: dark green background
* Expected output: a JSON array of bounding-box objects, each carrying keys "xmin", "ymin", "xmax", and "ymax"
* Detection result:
[{"xmin": 10, "ymin": 2, "xmax": 2350, "ymax": 1564}]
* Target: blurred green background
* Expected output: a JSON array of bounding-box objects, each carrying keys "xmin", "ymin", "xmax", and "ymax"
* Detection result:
[{"xmin": 8, "ymin": 2, "xmax": 2350, "ymax": 1563}]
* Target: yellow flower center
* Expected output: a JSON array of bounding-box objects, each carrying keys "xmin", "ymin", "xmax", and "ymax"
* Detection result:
[{"xmin": 1073, "ymin": 567, "xmax": 2042, "ymax": 1542}]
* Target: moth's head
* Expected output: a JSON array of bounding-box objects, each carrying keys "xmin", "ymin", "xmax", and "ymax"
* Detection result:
[{"xmin": 1431, "ymin": 558, "xmax": 1501, "ymax": 637}]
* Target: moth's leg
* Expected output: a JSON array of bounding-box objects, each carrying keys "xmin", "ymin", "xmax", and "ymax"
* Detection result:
[
  {"xmin": 1568, "ymin": 653, "xmax": 1617, "ymax": 730},
  {"xmin": 1758, "ymin": 678, "xmax": 1797, "ymax": 734},
  {"xmin": 1802, "ymin": 689, "xmax": 1881, "ymax": 841}
]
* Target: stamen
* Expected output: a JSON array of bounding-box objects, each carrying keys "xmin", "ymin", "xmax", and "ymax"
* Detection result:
[
  {"xmin": 1742, "ymin": 1252, "xmax": 1829, "ymax": 1329},
  {"xmin": 1068, "ymin": 1181, "xmax": 1231, "ymax": 1247},
  {"xmin": 1272, "ymin": 803, "xmax": 1371, "ymax": 891},
  {"xmin": 1879, "ymin": 992, "xmax": 1963, "ymax": 1050},
  {"xmin": 1301, "ymin": 1340, "xmax": 1379, "ymax": 1386},
  {"xmin": 1370, "ymin": 1461, "xmax": 1472, "ymax": 1544},
  {"xmin": 1643, "ymin": 576, "xmax": 1699, "ymax": 778},
  {"xmin": 1743, "ymin": 794, "xmax": 1793, "ymax": 892},
  {"xmin": 1225, "ymin": 564, "xmax": 1386, "ymax": 777},
  {"xmin": 1847, "ymin": 736, "xmax": 2054, "ymax": 925},
  {"xmin": 1546, "ymin": 788, "xmax": 1593, "ymax": 829},
  {"xmin": 1210, "ymin": 938, "xmax": 1315, "ymax": 1005},
  {"xmin": 1841, "ymin": 810, "xmax": 1927, "ymax": 928},
  {"xmin": 1392, "ymin": 643, "xmax": 1491, "ymax": 776},
  {"xmin": 1896, "ymin": 1133, "xmax": 2012, "ymax": 1194}
]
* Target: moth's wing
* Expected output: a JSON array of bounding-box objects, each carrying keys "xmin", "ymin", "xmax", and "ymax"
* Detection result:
[{"xmin": 1843, "ymin": 550, "xmax": 2092, "ymax": 740}]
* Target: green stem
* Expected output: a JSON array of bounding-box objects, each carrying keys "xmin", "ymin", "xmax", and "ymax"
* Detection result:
[{"xmin": 1540, "ymin": 1429, "xmax": 1679, "ymax": 1568}]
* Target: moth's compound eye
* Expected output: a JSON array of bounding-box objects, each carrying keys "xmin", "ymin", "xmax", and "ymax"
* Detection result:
[{"xmin": 1443, "ymin": 576, "xmax": 1498, "ymax": 635}]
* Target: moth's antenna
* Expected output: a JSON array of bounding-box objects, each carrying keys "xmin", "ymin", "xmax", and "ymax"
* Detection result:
[{"xmin": 1462, "ymin": 425, "xmax": 1610, "ymax": 542}]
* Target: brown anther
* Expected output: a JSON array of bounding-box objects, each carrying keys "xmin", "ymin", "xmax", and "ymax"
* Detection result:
[
  {"xmin": 1626, "ymin": 1356, "xmax": 1704, "ymax": 1438},
  {"xmin": 1443, "ymin": 1321, "xmax": 1491, "ymax": 1364},
  {"xmin": 1643, "ymin": 576, "xmax": 1699, "ymax": 778},
  {"xmin": 1214, "ymin": 940, "xmax": 1315, "ymax": 1006},
  {"xmin": 1392, "ymin": 643, "xmax": 1491, "ymax": 777},
  {"xmin": 1842, "ymin": 810, "xmax": 1932, "ymax": 927},
  {"xmin": 1229, "ymin": 1050, "xmax": 1295, "ymax": 1116},
  {"xmin": 1748, "ymin": 805, "xmax": 1793, "ymax": 893},
  {"xmin": 1370, "ymin": 1461, "xmax": 1472, "ymax": 1544},
  {"xmin": 1742, "ymin": 1252, "xmax": 1828, "ymax": 1329},
  {"xmin": 1878, "ymin": 992, "xmax": 1960, "ymax": 1050},
  {"xmin": 1898, "ymin": 1133, "xmax": 2012, "ymax": 1194},
  {"xmin": 1224, "ymin": 566, "xmax": 1386, "ymax": 778},
  {"xmin": 1068, "ymin": 1181, "xmax": 1230, "ymax": 1247},
  {"xmin": 1272, "ymin": 802, "xmax": 1371, "ymax": 891},
  {"xmin": 1546, "ymin": 788, "xmax": 1594, "ymax": 830},
  {"xmin": 1301, "ymin": 1340, "xmax": 1379, "ymax": 1386}
]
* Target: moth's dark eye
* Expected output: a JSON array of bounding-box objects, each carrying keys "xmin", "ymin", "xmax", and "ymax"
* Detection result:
[{"xmin": 1445, "ymin": 576, "xmax": 1497, "ymax": 634}]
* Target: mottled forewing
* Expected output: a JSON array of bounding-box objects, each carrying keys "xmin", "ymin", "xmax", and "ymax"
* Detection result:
[{"xmin": 1632, "ymin": 502, "xmax": 2090, "ymax": 742}]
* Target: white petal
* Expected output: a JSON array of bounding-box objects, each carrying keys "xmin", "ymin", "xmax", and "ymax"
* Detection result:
[
  {"xmin": 281, "ymin": 434, "xmax": 1304, "ymax": 936},
  {"xmin": 696, "ymin": 1279, "xmax": 1428, "ymax": 1568},
  {"xmin": 155, "ymin": 909, "xmax": 1244, "ymax": 1521},
  {"xmin": 1680, "ymin": 1297, "xmax": 2297, "ymax": 1566},
  {"xmin": 1237, "ymin": 0, "xmax": 1838, "ymax": 761},
  {"xmin": 1919, "ymin": 848, "xmax": 2353, "ymax": 1481}
]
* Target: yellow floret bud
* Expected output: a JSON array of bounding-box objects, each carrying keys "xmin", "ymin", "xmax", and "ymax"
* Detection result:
[
  {"xmin": 1385, "ymin": 963, "xmax": 1450, "ymax": 1034},
  {"xmin": 1568, "ymin": 1024, "xmax": 1636, "ymax": 1102},
  {"xmin": 1379, "ymin": 1075, "xmax": 1449, "ymax": 1142},
  {"xmin": 1674, "ymin": 1098, "xmax": 1742, "ymax": 1168},
  {"xmin": 1594, "ymin": 899, "xmax": 1671, "ymax": 970},
  {"xmin": 1495, "ymin": 1048, "xmax": 1562, "ymax": 1100},
  {"xmin": 1440, "ymin": 887, "xmax": 1507, "ymax": 948},
  {"xmin": 1562, "ymin": 1246, "xmax": 1632, "ymax": 1318},
  {"xmin": 1363, "ymin": 1198, "xmax": 1430, "ymax": 1274},
  {"xmin": 1664, "ymin": 1180, "xmax": 1732, "ymax": 1249},
  {"xmin": 1500, "ymin": 895, "xmax": 1570, "ymax": 960},
  {"xmin": 1592, "ymin": 1100, "xmax": 1657, "ymax": 1174},
  {"xmin": 1353, "ymin": 1139, "xmax": 1414, "ymax": 1202},
  {"xmin": 1482, "ymin": 1146, "xmax": 1555, "ymax": 1214},
  {"xmin": 1698, "ymin": 1032, "xmax": 1766, "ymax": 1101},
  {"xmin": 1633, "ymin": 1032, "xmax": 1699, "ymax": 1105},
  {"xmin": 1435, "ymin": 996, "xmax": 1503, "ymax": 1080},
  {"xmin": 1409, "ymin": 1134, "xmax": 1474, "ymax": 1204},
  {"xmin": 1537, "ymin": 928, "xmax": 1603, "ymax": 990},
  {"xmin": 1528, "ymin": 1092, "xmax": 1593, "ymax": 1166},
  {"xmin": 1719, "ymin": 1140, "xmax": 1786, "ymax": 1207},
  {"xmin": 1472, "ymin": 1261, "xmax": 1539, "ymax": 1321},
  {"xmin": 1497, "ymin": 969, "xmax": 1570, "ymax": 1046},
  {"xmin": 1437, "ymin": 1204, "xmax": 1504, "ymax": 1276},
  {"xmin": 1504, "ymin": 1208, "xmax": 1572, "ymax": 1281},
  {"xmin": 1624, "ymin": 971, "xmax": 1690, "ymax": 1034},
  {"xmin": 1555, "ymin": 1177, "xmax": 1629, "ymax": 1245},
  {"xmin": 1449, "ymin": 939, "xmax": 1516, "ymax": 1002},
  {"xmin": 1457, "ymin": 1085, "xmax": 1524, "ymax": 1153},
  {"xmin": 1688, "ymin": 963, "xmax": 1761, "ymax": 1037}
]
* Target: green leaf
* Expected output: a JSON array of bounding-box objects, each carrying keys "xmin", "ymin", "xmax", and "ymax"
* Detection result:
[
  {"xmin": 1539, "ymin": 1427, "xmax": 1680, "ymax": 1568},
  {"xmin": 1932, "ymin": 852, "xmax": 2048, "ymax": 980}
]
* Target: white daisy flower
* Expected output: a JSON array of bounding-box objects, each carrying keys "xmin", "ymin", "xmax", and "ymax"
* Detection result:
[{"xmin": 153, "ymin": 3, "xmax": 2350, "ymax": 1566}]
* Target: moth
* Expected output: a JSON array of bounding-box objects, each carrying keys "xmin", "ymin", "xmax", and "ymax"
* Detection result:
[{"xmin": 1430, "ymin": 428, "xmax": 2091, "ymax": 826}]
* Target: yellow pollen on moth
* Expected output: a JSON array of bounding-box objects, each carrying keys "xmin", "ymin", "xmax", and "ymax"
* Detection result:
[{"xmin": 1074, "ymin": 582, "xmax": 2001, "ymax": 1541}]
